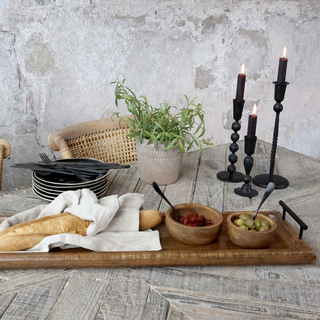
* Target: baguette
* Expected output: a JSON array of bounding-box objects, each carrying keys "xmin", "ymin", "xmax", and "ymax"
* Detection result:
[
  {"xmin": 139, "ymin": 210, "xmax": 163, "ymax": 231},
  {"xmin": 0, "ymin": 212, "xmax": 92, "ymax": 252},
  {"xmin": 0, "ymin": 209, "xmax": 163, "ymax": 252}
]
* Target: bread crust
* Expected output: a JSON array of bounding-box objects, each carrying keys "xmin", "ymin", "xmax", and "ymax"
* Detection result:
[
  {"xmin": 0, "ymin": 210, "xmax": 163, "ymax": 252},
  {"xmin": 0, "ymin": 212, "xmax": 92, "ymax": 252},
  {"xmin": 139, "ymin": 210, "xmax": 163, "ymax": 231}
]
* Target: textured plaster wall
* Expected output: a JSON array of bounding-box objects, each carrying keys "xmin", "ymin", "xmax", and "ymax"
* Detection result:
[{"xmin": 0, "ymin": 0, "xmax": 320, "ymax": 191}]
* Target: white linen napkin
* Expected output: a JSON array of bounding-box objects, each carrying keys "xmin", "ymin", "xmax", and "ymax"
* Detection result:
[{"xmin": 0, "ymin": 189, "xmax": 162, "ymax": 252}]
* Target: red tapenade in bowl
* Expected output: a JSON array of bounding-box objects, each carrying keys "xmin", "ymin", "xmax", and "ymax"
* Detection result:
[
  {"xmin": 166, "ymin": 203, "xmax": 223, "ymax": 245},
  {"xmin": 179, "ymin": 211, "xmax": 214, "ymax": 227}
]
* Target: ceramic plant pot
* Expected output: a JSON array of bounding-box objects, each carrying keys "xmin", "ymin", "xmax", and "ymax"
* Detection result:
[{"xmin": 136, "ymin": 139, "xmax": 183, "ymax": 185}]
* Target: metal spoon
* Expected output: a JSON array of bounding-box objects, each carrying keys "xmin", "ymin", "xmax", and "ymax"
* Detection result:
[
  {"xmin": 253, "ymin": 182, "xmax": 276, "ymax": 220},
  {"xmin": 152, "ymin": 182, "xmax": 180, "ymax": 222}
]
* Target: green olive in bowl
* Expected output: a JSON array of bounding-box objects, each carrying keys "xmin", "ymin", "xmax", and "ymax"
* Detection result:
[
  {"xmin": 227, "ymin": 211, "xmax": 277, "ymax": 249},
  {"xmin": 233, "ymin": 215, "xmax": 270, "ymax": 232}
]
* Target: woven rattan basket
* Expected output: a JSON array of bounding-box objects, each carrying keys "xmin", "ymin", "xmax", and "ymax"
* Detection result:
[
  {"xmin": 0, "ymin": 139, "xmax": 11, "ymax": 191},
  {"xmin": 48, "ymin": 117, "xmax": 137, "ymax": 165}
]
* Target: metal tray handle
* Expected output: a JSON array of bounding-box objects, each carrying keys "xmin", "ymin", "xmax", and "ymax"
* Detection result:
[{"xmin": 279, "ymin": 200, "xmax": 308, "ymax": 239}]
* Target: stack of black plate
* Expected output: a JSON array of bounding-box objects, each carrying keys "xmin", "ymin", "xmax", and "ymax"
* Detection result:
[
  {"xmin": 32, "ymin": 171, "xmax": 109, "ymax": 201},
  {"xmin": 12, "ymin": 157, "xmax": 131, "ymax": 202},
  {"xmin": 31, "ymin": 158, "xmax": 110, "ymax": 201}
]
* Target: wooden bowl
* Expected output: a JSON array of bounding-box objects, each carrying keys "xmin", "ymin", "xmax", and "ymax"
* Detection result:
[
  {"xmin": 165, "ymin": 203, "xmax": 223, "ymax": 245},
  {"xmin": 227, "ymin": 211, "xmax": 277, "ymax": 249}
]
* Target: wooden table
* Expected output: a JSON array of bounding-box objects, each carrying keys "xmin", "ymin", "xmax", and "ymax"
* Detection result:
[{"xmin": 0, "ymin": 140, "xmax": 319, "ymax": 319}]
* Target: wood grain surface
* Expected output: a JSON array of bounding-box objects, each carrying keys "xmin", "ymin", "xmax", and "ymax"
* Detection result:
[
  {"xmin": 0, "ymin": 140, "xmax": 320, "ymax": 319},
  {"xmin": 0, "ymin": 211, "xmax": 315, "ymax": 269}
]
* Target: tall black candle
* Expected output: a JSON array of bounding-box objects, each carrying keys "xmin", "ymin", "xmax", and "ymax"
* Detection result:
[
  {"xmin": 277, "ymin": 47, "xmax": 288, "ymax": 84},
  {"xmin": 236, "ymin": 64, "xmax": 246, "ymax": 101},
  {"xmin": 247, "ymin": 104, "xmax": 257, "ymax": 138}
]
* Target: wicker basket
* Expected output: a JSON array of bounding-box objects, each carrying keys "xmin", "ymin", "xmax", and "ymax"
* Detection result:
[
  {"xmin": 48, "ymin": 117, "xmax": 137, "ymax": 165},
  {"xmin": 0, "ymin": 139, "xmax": 11, "ymax": 191}
]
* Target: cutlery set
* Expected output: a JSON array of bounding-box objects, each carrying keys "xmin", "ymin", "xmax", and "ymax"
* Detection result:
[{"xmin": 12, "ymin": 154, "xmax": 130, "ymax": 201}]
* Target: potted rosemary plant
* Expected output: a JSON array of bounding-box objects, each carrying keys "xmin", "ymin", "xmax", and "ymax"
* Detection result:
[{"xmin": 111, "ymin": 79, "xmax": 212, "ymax": 185}]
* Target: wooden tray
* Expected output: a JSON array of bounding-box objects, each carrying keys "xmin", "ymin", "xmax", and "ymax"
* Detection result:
[{"xmin": 0, "ymin": 211, "xmax": 316, "ymax": 269}]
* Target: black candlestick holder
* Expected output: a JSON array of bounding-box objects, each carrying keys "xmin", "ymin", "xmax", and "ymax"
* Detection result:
[
  {"xmin": 234, "ymin": 135, "xmax": 258, "ymax": 197},
  {"xmin": 217, "ymin": 99, "xmax": 245, "ymax": 182},
  {"xmin": 252, "ymin": 81, "xmax": 289, "ymax": 189}
]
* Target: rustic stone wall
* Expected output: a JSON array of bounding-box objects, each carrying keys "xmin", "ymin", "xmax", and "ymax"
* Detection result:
[{"xmin": 1, "ymin": 0, "xmax": 319, "ymax": 191}]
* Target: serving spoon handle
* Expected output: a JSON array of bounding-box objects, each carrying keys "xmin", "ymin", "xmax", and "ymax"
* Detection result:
[
  {"xmin": 152, "ymin": 182, "xmax": 179, "ymax": 222},
  {"xmin": 253, "ymin": 182, "xmax": 276, "ymax": 220}
]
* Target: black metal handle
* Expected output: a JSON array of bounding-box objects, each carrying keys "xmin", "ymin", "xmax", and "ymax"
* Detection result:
[{"xmin": 279, "ymin": 201, "xmax": 308, "ymax": 239}]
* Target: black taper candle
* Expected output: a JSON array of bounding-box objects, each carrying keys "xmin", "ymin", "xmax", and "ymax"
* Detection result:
[
  {"xmin": 277, "ymin": 47, "xmax": 288, "ymax": 84},
  {"xmin": 236, "ymin": 64, "xmax": 246, "ymax": 102},
  {"xmin": 247, "ymin": 104, "xmax": 257, "ymax": 138},
  {"xmin": 247, "ymin": 114, "xmax": 257, "ymax": 138}
]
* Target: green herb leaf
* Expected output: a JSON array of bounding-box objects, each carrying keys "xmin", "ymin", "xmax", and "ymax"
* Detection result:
[{"xmin": 111, "ymin": 79, "xmax": 213, "ymax": 154}]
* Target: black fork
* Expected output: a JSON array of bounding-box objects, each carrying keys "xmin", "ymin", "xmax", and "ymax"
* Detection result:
[
  {"xmin": 38, "ymin": 153, "xmax": 89, "ymax": 182},
  {"xmin": 39, "ymin": 153, "xmax": 52, "ymax": 164}
]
